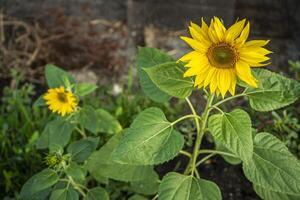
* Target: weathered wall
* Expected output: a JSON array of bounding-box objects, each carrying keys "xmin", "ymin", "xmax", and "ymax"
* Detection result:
[{"xmin": 1, "ymin": 0, "xmax": 300, "ymax": 69}]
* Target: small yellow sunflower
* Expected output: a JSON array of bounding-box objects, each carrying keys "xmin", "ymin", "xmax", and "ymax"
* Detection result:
[
  {"xmin": 44, "ymin": 86, "xmax": 77, "ymax": 116},
  {"xmin": 180, "ymin": 17, "xmax": 271, "ymax": 97}
]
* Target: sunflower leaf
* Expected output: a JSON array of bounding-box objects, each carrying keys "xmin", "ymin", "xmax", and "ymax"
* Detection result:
[
  {"xmin": 20, "ymin": 169, "xmax": 59, "ymax": 199},
  {"xmin": 112, "ymin": 107, "xmax": 184, "ymax": 165},
  {"xmin": 244, "ymin": 69, "xmax": 300, "ymax": 111},
  {"xmin": 84, "ymin": 187, "xmax": 109, "ymax": 200},
  {"xmin": 49, "ymin": 188, "xmax": 79, "ymax": 200},
  {"xmin": 144, "ymin": 62, "xmax": 194, "ymax": 98},
  {"xmin": 243, "ymin": 132, "xmax": 300, "ymax": 199},
  {"xmin": 208, "ymin": 109, "xmax": 253, "ymax": 162},
  {"xmin": 45, "ymin": 64, "xmax": 76, "ymax": 88},
  {"xmin": 137, "ymin": 47, "xmax": 173, "ymax": 102},
  {"xmin": 158, "ymin": 172, "xmax": 221, "ymax": 200},
  {"xmin": 86, "ymin": 134, "xmax": 157, "ymax": 182},
  {"xmin": 36, "ymin": 118, "xmax": 75, "ymax": 150}
]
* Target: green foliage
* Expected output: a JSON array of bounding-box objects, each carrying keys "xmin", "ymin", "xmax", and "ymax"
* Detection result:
[
  {"xmin": 158, "ymin": 172, "xmax": 222, "ymax": 200},
  {"xmin": 0, "ymin": 69, "xmax": 49, "ymax": 197},
  {"xmin": 84, "ymin": 187, "xmax": 109, "ymax": 200},
  {"xmin": 243, "ymin": 132, "xmax": 300, "ymax": 199},
  {"xmin": 137, "ymin": 47, "xmax": 172, "ymax": 102},
  {"xmin": 87, "ymin": 134, "xmax": 158, "ymax": 182},
  {"xmin": 245, "ymin": 69, "xmax": 300, "ymax": 111},
  {"xmin": 67, "ymin": 137, "xmax": 99, "ymax": 163},
  {"xmin": 45, "ymin": 64, "xmax": 76, "ymax": 88},
  {"xmin": 20, "ymin": 169, "xmax": 59, "ymax": 199},
  {"xmin": 76, "ymin": 83, "xmax": 98, "ymax": 97},
  {"xmin": 144, "ymin": 62, "xmax": 194, "ymax": 98},
  {"xmin": 79, "ymin": 106, "xmax": 99, "ymax": 134},
  {"xmin": 96, "ymin": 109, "xmax": 122, "ymax": 134},
  {"xmin": 7, "ymin": 49, "xmax": 300, "ymax": 200},
  {"xmin": 208, "ymin": 109, "xmax": 253, "ymax": 162},
  {"xmin": 37, "ymin": 118, "xmax": 75, "ymax": 150},
  {"xmin": 112, "ymin": 107, "xmax": 184, "ymax": 165},
  {"xmin": 49, "ymin": 188, "xmax": 79, "ymax": 200}
]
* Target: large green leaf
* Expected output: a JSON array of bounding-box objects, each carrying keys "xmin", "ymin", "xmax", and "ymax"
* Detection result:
[
  {"xmin": 67, "ymin": 137, "xmax": 99, "ymax": 163},
  {"xmin": 254, "ymin": 184, "xmax": 300, "ymax": 200},
  {"xmin": 158, "ymin": 172, "xmax": 221, "ymax": 200},
  {"xmin": 36, "ymin": 118, "xmax": 75, "ymax": 150},
  {"xmin": 144, "ymin": 62, "xmax": 194, "ymax": 98},
  {"xmin": 243, "ymin": 132, "xmax": 300, "ymax": 198},
  {"xmin": 112, "ymin": 107, "xmax": 184, "ymax": 165},
  {"xmin": 79, "ymin": 106, "xmax": 99, "ymax": 134},
  {"xmin": 84, "ymin": 187, "xmax": 109, "ymax": 200},
  {"xmin": 20, "ymin": 169, "xmax": 59, "ymax": 199},
  {"xmin": 76, "ymin": 83, "xmax": 98, "ymax": 96},
  {"xmin": 96, "ymin": 109, "xmax": 122, "ymax": 134},
  {"xmin": 244, "ymin": 69, "xmax": 300, "ymax": 111},
  {"xmin": 131, "ymin": 172, "xmax": 159, "ymax": 195},
  {"xmin": 215, "ymin": 142, "xmax": 241, "ymax": 165},
  {"xmin": 137, "ymin": 47, "xmax": 172, "ymax": 102},
  {"xmin": 208, "ymin": 109, "xmax": 253, "ymax": 162},
  {"xmin": 86, "ymin": 134, "xmax": 157, "ymax": 182},
  {"xmin": 45, "ymin": 64, "xmax": 76, "ymax": 88},
  {"xmin": 49, "ymin": 188, "xmax": 79, "ymax": 200},
  {"xmin": 65, "ymin": 162, "xmax": 86, "ymax": 183}
]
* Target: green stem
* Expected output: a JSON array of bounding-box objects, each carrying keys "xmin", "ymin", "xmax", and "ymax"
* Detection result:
[
  {"xmin": 68, "ymin": 176, "xmax": 86, "ymax": 197},
  {"xmin": 179, "ymin": 150, "xmax": 192, "ymax": 158},
  {"xmin": 171, "ymin": 114, "xmax": 202, "ymax": 126},
  {"xmin": 76, "ymin": 127, "xmax": 87, "ymax": 138},
  {"xmin": 187, "ymin": 94, "xmax": 214, "ymax": 177},
  {"xmin": 183, "ymin": 98, "xmax": 201, "ymax": 175},
  {"xmin": 195, "ymin": 153, "xmax": 216, "ymax": 167},
  {"xmin": 198, "ymin": 149, "xmax": 236, "ymax": 157},
  {"xmin": 209, "ymin": 106, "xmax": 224, "ymax": 114},
  {"xmin": 212, "ymin": 93, "xmax": 245, "ymax": 107}
]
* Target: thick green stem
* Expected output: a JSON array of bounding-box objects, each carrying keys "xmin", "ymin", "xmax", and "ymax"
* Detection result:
[{"xmin": 186, "ymin": 94, "xmax": 214, "ymax": 177}]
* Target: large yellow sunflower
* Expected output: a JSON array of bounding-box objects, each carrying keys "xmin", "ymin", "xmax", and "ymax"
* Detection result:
[
  {"xmin": 44, "ymin": 86, "xmax": 77, "ymax": 116},
  {"xmin": 180, "ymin": 17, "xmax": 271, "ymax": 97}
]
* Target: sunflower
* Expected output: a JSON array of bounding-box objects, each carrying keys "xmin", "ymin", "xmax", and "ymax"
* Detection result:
[
  {"xmin": 180, "ymin": 17, "xmax": 271, "ymax": 97},
  {"xmin": 44, "ymin": 86, "xmax": 77, "ymax": 116}
]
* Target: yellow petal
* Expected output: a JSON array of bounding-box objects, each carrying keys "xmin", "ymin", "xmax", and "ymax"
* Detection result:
[
  {"xmin": 235, "ymin": 22, "xmax": 250, "ymax": 47},
  {"xmin": 179, "ymin": 51, "xmax": 200, "ymax": 62},
  {"xmin": 235, "ymin": 61, "xmax": 258, "ymax": 87},
  {"xmin": 243, "ymin": 40, "xmax": 270, "ymax": 47},
  {"xmin": 180, "ymin": 36, "xmax": 208, "ymax": 53},
  {"xmin": 229, "ymin": 70, "xmax": 237, "ymax": 95},
  {"xmin": 225, "ymin": 19, "xmax": 246, "ymax": 43},
  {"xmin": 212, "ymin": 17, "xmax": 226, "ymax": 42},
  {"xmin": 204, "ymin": 68, "xmax": 217, "ymax": 87},
  {"xmin": 218, "ymin": 69, "xmax": 232, "ymax": 98},
  {"xmin": 189, "ymin": 26, "xmax": 211, "ymax": 46}
]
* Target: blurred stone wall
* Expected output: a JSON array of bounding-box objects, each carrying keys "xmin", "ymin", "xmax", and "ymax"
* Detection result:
[{"xmin": 1, "ymin": 0, "xmax": 300, "ymax": 70}]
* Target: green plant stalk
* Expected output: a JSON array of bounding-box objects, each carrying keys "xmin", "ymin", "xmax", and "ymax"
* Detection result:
[
  {"xmin": 212, "ymin": 93, "xmax": 245, "ymax": 107},
  {"xmin": 198, "ymin": 149, "xmax": 236, "ymax": 157},
  {"xmin": 186, "ymin": 94, "xmax": 214, "ymax": 177}
]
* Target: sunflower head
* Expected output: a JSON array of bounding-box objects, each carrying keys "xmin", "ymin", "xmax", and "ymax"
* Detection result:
[
  {"xmin": 180, "ymin": 17, "xmax": 272, "ymax": 97},
  {"xmin": 44, "ymin": 86, "xmax": 77, "ymax": 116}
]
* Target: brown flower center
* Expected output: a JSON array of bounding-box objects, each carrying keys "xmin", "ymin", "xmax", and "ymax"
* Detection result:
[
  {"xmin": 57, "ymin": 92, "xmax": 68, "ymax": 103},
  {"xmin": 207, "ymin": 43, "xmax": 238, "ymax": 68}
]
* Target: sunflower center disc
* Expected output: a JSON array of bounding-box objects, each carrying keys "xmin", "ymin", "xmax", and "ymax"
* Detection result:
[
  {"xmin": 208, "ymin": 44, "xmax": 237, "ymax": 68},
  {"xmin": 57, "ymin": 92, "xmax": 68, "ymax": 103}
]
